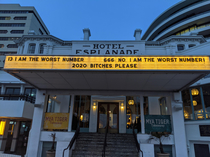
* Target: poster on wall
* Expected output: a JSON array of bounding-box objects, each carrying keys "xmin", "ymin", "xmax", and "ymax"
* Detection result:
[
  {"xmin": 145, "ymin": 115, "xmax": 171, "ymax": 133},
  {"xmin": 43, "ymin": 113, "xmax": 69, "ymax": 130}
]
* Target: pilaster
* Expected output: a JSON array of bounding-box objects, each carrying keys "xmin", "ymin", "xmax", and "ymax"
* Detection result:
[
  {"xmin": 26, "ymin": 90, "xmax": 46, "ymax": 157},
  {"xmin": 170, "ymin": 92, "xmax": 188, "ymax": 157}
]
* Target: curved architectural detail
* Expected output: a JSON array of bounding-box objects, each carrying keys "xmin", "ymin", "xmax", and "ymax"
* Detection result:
[{"xmin": 142, "ymin": 0, "xmax": 210, "ymax": 41}]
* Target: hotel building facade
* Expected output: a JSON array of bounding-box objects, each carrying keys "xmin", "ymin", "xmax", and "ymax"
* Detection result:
[{"xmin": 1, "ymin": 0, "xmax": 210, "ymax": 157}]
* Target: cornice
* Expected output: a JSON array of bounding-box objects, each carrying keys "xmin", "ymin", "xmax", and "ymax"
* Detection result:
[
  {"xmin": 15, "ymin": 35, "xmax": 72, "ymax": 46},
  {"xmin": 145, "ymin": 35, "xmax": 206, "ymax": 46}
]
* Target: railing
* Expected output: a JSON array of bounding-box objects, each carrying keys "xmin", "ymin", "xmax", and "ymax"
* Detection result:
[
  {"xmin": 102, "ymin": 122, "xmax": 109, "ymax": 157},
  {"xmin": 0, "ymin": 94, "xmax": 36, "ymax": 103},
  {"xmin": 133, "ymin": 119, "xmax": 143, "ymax": 157},
  {"xmin": 62, "ymin": 124, "xmax": 80, "ymax": 157}
]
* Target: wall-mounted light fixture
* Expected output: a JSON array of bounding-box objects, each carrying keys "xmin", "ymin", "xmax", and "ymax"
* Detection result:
[
  {"xmin": 121, "ymin": 102, "xmax": 124, "ymax": 109},
  {"xmin": 0, "ymin": 121, "xmax": 6, "ymax": 135},
  {"xmin": 93, "ymin": 102, "xmax": 96, "ymax": 109}
]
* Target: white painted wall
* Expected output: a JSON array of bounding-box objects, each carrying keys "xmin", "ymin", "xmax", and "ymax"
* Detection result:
[
  {"xmin": 0, "ymin": 101, "xmax": 34, "ymax": 119},
  {"xmin": 185, "ymin": 121, "xmax": 210, "ymax": 157}
]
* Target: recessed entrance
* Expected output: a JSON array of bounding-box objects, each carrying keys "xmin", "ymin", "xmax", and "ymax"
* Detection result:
[{"xmin": 98, "ymin": 102, "xmax": 119, "ymax": 133}]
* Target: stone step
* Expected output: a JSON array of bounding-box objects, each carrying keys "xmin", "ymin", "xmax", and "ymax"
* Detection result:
[
  {"xmin": 75, "ymin": 141, "xmax": 136, "ymax": 146},
  {"xmin": 72, "ymin": 155, "xmax": 138, "ymax": 157},
  {"xmin": 72, "ymin": 150, "xmax": 138, "ymax": 156},
  {"xmin": 74, "ymin": 146, "xmax": 137, "ymax": 152},
  {"xmin": 76, "ymin": 138, "xmax": 135, "ymax": 142},
  {"xmin": 72, "ymin": 133, "xmax": 138, "ymax": 157}
]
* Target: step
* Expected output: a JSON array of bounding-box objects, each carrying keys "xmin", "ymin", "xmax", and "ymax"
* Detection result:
[
  {"xmin": 75, "ymin": 141, "xmax": 136, "ymax": 146},
  {"xmin": 72, "ymin": 151, "xmax": 138, "ymax": 156}
]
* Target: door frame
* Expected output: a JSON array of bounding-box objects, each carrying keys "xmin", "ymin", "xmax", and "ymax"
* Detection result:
[{"xmin": 97, "ymin": 102, "xmax": 119, "ymax": 133}]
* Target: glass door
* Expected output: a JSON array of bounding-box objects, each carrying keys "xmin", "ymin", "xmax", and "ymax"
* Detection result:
[{"xmin": 98, "ymin": 102, "xmax": 119, "ymax": 133}]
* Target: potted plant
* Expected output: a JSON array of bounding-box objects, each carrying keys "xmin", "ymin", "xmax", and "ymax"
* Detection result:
[
  {"xmin": 148, "ymin": 132, "xmax": 170, "ymax": 157},
  {"xmin": 46, "ymin": 133, "xmax": 56, "ymax": 157}
]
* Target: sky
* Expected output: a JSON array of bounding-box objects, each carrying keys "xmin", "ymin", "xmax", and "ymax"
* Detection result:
[{"xmin": 1, "ymin": 0, "xmax": 181, "ymax": 40}]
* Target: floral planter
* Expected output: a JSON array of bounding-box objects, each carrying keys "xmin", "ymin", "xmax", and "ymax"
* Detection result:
[
  {"xmin": 46, "ymin": 151, "xmax": 55, "ymax": 157},
  {"xmin": 157, "ymin": 153, "xmax": 170, "ymax": 157}
]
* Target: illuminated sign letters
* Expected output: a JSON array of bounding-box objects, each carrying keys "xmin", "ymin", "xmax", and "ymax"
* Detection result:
[{"xmin": 4, "ymin": 56, "xmax": 210, "ymax": 71}]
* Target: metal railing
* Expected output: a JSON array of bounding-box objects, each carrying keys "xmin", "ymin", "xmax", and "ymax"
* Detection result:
[
  {"xmin": 62, "ymin": 124, "xmax": 80, "ymax": 157},
  {"xmin": 102, "ymin": 122, "xmax": 109, "ymax": 157},
  {"xmin": 133, "ymin": 119, "xmax": 143, "ymax": 157},
  {"xmin": 0, "ymin": 94, "xmax": 36, "ymax": 103}
]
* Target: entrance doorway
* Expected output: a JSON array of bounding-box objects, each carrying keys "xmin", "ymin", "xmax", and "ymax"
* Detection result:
[{"xmin": 98, "ymin": 102, "xmax": 119, "ymax": 133}]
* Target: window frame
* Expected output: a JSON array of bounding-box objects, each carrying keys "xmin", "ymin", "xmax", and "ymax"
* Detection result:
[{"xmin": 28, "ymin": 43, "xmax": 36, "ymax": 54}]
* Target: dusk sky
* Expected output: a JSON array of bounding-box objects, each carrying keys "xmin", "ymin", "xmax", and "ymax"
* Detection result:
[{"xmin": 1, "ymin": 0, "xmax": 181, "ymax": 40}]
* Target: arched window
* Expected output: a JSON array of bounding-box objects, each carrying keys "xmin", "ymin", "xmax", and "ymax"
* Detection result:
[
  {"xmin": 28, "ymin": 43, "xmax": 36, "ymax": 54},
  {"xmin": 39, "ymin": 44, "xmax": 46, "ymax": 54},
  {"xmin": 177, "ymin": 44, "xmax": 185, "ymax": 51}
]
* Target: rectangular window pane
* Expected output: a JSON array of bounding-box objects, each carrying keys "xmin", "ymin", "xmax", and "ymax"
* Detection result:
[
  {"xmin": 202, "ymin": 85, "xmax": 210, "ymax": 119},
  {"xmin": 191, "ymin": 88, "xmax": 204, "ymax": 120},
  {"xmin": 159, "ymin": 97, "xmax": 167, "ymax": 115},
  {"xmin": 182, "ymin": 89, "xmax": 193, "ymax": 120},
  {"xmin": 126, "ymin": 96, "xmax": 141, "ymax": 133},
  {"xmin": 72, "ymin": 95, "xmax": 90, "ymax": 130}
]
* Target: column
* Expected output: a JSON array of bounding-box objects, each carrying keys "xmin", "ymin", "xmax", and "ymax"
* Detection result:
[
  {"xmin": 10, "ymin": 121, "xmax": 20, "ymax": 152},
  {"xmin": 0, "ymin": 119, "xmax": 10, "ymax": 152},
  {"xmin": 171, "ymin": 92, "xmax": 188, "ymax": 157},
  {"xmin": 140, "ymin": 95, "xmax": 145, "ymax": 134},
  {"xmin": 35, "ymin": 43, "xmax": 39, "ymax": 54},
  {"xmin": 68, "ymin": 95, "xmax": 74, "ymax": 131},
  {"xmin": 26, "ymin": 90, "xmax": 46, "ymax": 157},
  {"xmin": 1, "ymin": 85, "xmax": 5, "ymax": 94},
  {"xmin": 23, "ymin": 42, "xmax": 29, "ymax": 54}
]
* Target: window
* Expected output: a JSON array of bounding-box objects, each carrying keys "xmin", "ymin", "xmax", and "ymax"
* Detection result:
[
  {"xmin": 0, "ymin": 37, "xmax": 20, "ymax": 41},
  {"xmin": 191, "ymin": 88, "xmax": 204, "ymax": 120},
  {"xmin": 14, "ymin": 17, "xmax": 27, "ymax": 20},
  {"xmin": 24, "ymin": 88, "xmax": 36, "ymax": 97},
  {"xmin": 24, "ymin": 88, "xmax": 36, "ymax": 103},
  {"xmin": 10, "ymin": 30, "xmax": 24, "ymax": 34},
  {"xmin": 72, "ymin": 95, "xmax": 90, "ymax": 131},
  {"xmin": 0, "ymin": 30, "xmax": 7, "ymax": 34},
  {"xmin": 189, "ymin": 44, "xmax": 196, "ymax": 48},
  {"xmin": 159, "ymin": 97, "xmax": 167, "ymax": 115},
  {"xmin": 46, "ymin": 95, "xmax": 71, "ymax": 113},
  {"xmin": 0, "ymin": 17, "xmax": 11, "ymax": 20},
  {"xmin": 5, "ymin": 88, "xmax": 20, "ymax": 95},
  {"xmin": 126, "ymin": 96, "xmax": 141, "ymax": 133},
  {"xmin": 0, "ymin": 23, "xmax": 25, "ymax": 27},
  {"xmin": 182, "ymin": 89, "xmax": 193, "ymax": 120},
  {"xmin": 7, "ymin": 44, "xmax": 18, "ymax": 48},
  {"xmin": 39, "ymin": 44, "xmax": 46, "ymax": 54},
  {"xmin": 194, "ymin": 144, "xmax": 210, "ymax": 157},
  {"xmin": 0, "ymin": 44, "xmax": 4, "ymax": 48},
  {"xmin": 5, "ymin": 88, "xmax": 20, "ymax": 100},
  {"xmin": 28, "ymin": 44, "xmax": 36, "ymax": 54},
  {"xmin": 177, "ymin": 45, "xmax": 185, "ymax": 51},
  {"xmin": 201, "ymin": 85, "xmax": 210, "ymax": 119}
]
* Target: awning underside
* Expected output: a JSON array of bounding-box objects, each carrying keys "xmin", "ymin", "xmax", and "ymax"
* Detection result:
[{"xmin": 5, "ymin": 70, "xmax": 207, "ymax": 92}]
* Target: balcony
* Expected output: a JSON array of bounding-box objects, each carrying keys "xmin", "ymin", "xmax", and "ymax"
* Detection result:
[{"xmin": 0, "ymin": 95, "xmax": 35, "ymax": 119}]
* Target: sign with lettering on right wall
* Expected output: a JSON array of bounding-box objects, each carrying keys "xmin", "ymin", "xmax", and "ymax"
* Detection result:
[{"xmin": 145, "ymin": 115, "xmax": 172, "ymax": 133}]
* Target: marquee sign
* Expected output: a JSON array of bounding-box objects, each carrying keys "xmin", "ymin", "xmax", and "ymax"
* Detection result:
[{"xmin": 4, "ymin": 55, "xmax": 210, "ymax": 71}]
